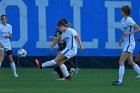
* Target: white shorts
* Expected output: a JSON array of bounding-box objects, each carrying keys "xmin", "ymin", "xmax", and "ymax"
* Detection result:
[
  {"xmin": 123, "ymin": 42, "xmax": 135, "ymax": 53},
  {"xmin": 61, "ymin": 48, "xmax": 77, "ymax": 58},
  {"xmin": 0, "ymin": 41, "xmax": 11, "ymax": 51}
]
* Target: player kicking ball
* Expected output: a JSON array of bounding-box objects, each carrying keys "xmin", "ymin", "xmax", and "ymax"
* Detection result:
[
  {"xmin": 0, "ymin": 15, "xmax": 19, "ymax": 77},
  {"xmin": 35, "ymin": 19, "xmax": 84, "ymax": 80},
  {"xmin": 112, "ymin": 5, "xmax": 140, "ymax": 86}
]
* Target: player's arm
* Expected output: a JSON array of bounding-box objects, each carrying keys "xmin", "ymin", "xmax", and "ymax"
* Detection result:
[
  {"xmin": 50, "ymin": 34, "xmax": 61, "ymax": 49},
  {"xmin": 4, "ymin": 33, "xmax": 12, "ymax": 38},
  {"xmin": 75, "ymin": 35, "xmax": 84, "ymax": 50},
  {"xmin": 123, "ymin": 19, "xmax": 140, "ymax": 36},
  {"xmin": 129, "ymin": 24, "xmax": 140, "ymax": 34},
  {"xmin": 118, "ymin": 34, "xmax": 124, "ymax": 46},
  {"xmin": 49, "ymin": 36, "xmax": 56, "ymax": 40}
]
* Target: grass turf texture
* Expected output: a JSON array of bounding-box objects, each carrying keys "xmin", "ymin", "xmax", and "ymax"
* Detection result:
[{"xmin": 0, "ymin": 68, "xmax": 140, "ymax": 93}]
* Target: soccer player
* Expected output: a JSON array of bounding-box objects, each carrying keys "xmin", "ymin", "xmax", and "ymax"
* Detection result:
[
  {"xmin": 50, "ymin": 23, "xmax": 76, "ymax": 80},
  {"xmin": 0, "ymin": 15, "xmax": 19, "ymax": 77},
  {"xmin": 35, "ymin": 19, "xmax": 84, "ymax": 80},
  {"xmin": 135, "ymin": 38, "xmax": 140, "ymax": 62},
  {"xmin": 112, "ymin": 5, "xmax": 140, "ymax": 86}
]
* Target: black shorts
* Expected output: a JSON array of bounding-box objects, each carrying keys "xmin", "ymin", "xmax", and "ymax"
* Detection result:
[
  {"xmin": 139, "ymin": 51, "xmax": 140, "ymax": 54},
  {"xmin": 57, "ymin": 46, "xmax": 65, "ymax": 51},
  {"xmin": 6, "ymin": 50, "xmax": 12, "ymax": 55}
]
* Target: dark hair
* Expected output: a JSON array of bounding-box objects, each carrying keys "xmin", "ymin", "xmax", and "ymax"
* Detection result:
[
  {"xmin": 121, "ymin": 5, "xmax": 131, "ymax": 16},
  {"xmin": 1, "ymin": 14, "xmax": 7, "ymax": 20},
  {"xmin": 57, "ymin": 18, "xmax": 70, "ymax": 27}
]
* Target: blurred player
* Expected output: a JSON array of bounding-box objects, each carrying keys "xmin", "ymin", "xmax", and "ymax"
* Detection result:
[
  {"xmin": 49, "ymin": 20, "xmax": 76, "ymax": 80},
  {"xmin": 0, "ymin": 15, "xmax": 19, "ymax": 77},
  {"xmin": 135, "ymin": 38, "xmax": 140, "ymax": 62},
  {"xmin": 35, "ymin": 19, "xmax": 84, "ymax": 80},
  {"xmin": 112, "ymin": 5, "xmax": 140, "ymax": 86}
]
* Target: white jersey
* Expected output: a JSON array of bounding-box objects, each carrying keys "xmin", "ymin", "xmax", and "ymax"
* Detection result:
[
  {"xmin": 0, "ymin": 24, "xmax": 12, "ymax": 50},
  {"xmin": 121, "ymin": 16, "xmax": 136, "ymax": 53},
  {"xmin": 61, "ymin": 27, "xmax": 78, "ymax": 50},
  {"xmin": 121, "ymin": 17, "xmax": 135, "ymax": 44}
]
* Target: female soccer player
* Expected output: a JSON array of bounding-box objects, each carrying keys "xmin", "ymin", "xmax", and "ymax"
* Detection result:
[
  {"xmin": 0, "ymin": 15, "xmax": 19, "ymax": 77},
  {"xmin": 49, "ymin": 19, "xmax": 76, "ymax": 80},
  {"xmin": 35, "ymin": 19, "xmax": 84, "ymax": 80},
  {"xmin": 112, "ymin": 5, "xmax": 140, "ymax": 86}
]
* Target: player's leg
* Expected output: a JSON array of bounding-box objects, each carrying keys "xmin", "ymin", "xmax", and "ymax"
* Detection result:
[
  {"xmin": 0, "ymin": 43, "xmax": 4, "ymax": 67},
  {"xmin": 135, "ymin": 52, "xmax": 140, "ymax": 63},
  {"xmin": 127, "ymin": 53, "xmax": 140, "ymax": 78},
  {"xmin": 35, "ymin": 53, "xmax": 70, "ymax": 79},
  {"xmin": 112, "ymin": 52, "xmax": 130, "ymax": 86},
  {"xmin": 6, "ymin": 49, "xmax": 19, "ymax": 77},
  {"xmin": 54, "ymin": 51, "xmax": 65, "ymax": 80}
]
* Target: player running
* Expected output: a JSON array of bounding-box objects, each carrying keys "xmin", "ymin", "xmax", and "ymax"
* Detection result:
[
  {"xmin": 0, "ymin": 15, "xmax": 19, "ymax": 77},
  {"xmin": 35, "ymin": 19, "xmax": 84, "ymax": 80},
  {"xmin": 112, "ymin": 5, "xmax": 140, "ymax": 86}
]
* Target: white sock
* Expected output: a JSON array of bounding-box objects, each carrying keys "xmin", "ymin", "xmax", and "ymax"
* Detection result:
[
  {"xmin": 0, "ymin": 62, "xmax": 2, "ymax": 67},
  {"xmin": 133, "ymin": 64, "xmax": 140, "ymax": 75},
  {"xmin": 60, "ymin": 64, "xmax": 69, "ymax": 77},
  {"xmin": 42, "ymin": 60, "xmax": 56, "ymax": 68},
  {"xmin": 10, "ymin": 62, "xmax": 17, "ymax": 75},
  {"xmin": 118, "ymin": 66, "xmax": 125, "ymax": 83}
]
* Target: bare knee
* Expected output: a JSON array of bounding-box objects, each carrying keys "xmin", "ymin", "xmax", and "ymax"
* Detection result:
[
  {"xmin": 7, "ymin": 56, "xmax": 14, "ymax": 63},
  {"xmin": 119, "ymin": 60, "xmax": 124, "ymax": 66}
]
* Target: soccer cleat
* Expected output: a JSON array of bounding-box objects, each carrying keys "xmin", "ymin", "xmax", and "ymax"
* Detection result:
[
  {"xmin": 112, "ymin": 81, "xmax": 122, "ymax": 86},
  {"xmin": 56, "ymin": 78, "xmax": 65, "ymax": 81},
  {"xmin": 35, "ymin": 59, "xmax": 42, "ymax": 69},
  {"xmin": 65, "ymin": 76, "xmax": 72, "ymax": 81},
  {"xmin": 136, "ymin": 75, "xmax": 140, "ymax": 78},
  {"xmin": 14, "ymin": 73, "xmax": 19, "ymax": 78}
]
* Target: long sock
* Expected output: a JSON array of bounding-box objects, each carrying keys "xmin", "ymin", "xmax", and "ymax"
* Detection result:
[
  {"xmin": 133, "ymin": 64, "xmax": 140, "ymax": 75},
  {"xmin": 118, "ymin": 66, "xmax": 125, "ymax": 83},
  {"xmin": 10, "ymin": 62, "xmax": 17, "ymax": 75},
  {"xmin": 60, "ymin": 64, "xmax": 69, "ymax": 77},
  {"xmin": 0, "ymin": 62, "xmax": 1, "ymax": 67},
  {"xmin": 42, "ymin": 60, "xmax": 56, "ymax": 68}
]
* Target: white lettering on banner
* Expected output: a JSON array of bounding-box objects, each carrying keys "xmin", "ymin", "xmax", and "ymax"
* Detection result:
[
  {"xmin": 105, "ymin": 1, "xmax": 131, "ymax": 49},
  {"xmin": 36, "ymin": 0, "xmax": 50, "ymax": 48},
  {"xmin": 0, "ymin": 0, "xmax": 28, "ymax": 48},
  {"xmin": 70, "ymin": 0, "xmax": 98, "ymax": 48}
]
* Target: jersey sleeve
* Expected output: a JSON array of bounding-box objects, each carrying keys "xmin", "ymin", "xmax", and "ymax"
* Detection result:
[
  {"xmin": 128, "ymin": 18, "xmax": 136, "ymax": 26},
  {"xmin": 71, "ymin": 29, "xmax": 78, "ymax": 37}
]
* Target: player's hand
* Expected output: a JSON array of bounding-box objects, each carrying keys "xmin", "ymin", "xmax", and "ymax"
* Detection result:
[
  {"xmin": 123, "ymin": 32, "xmax": 131, "ymax": 36},
  {"xmin": 118, "ymin": 42, "xmax": 122, "ymax": 46},
  {"xmin": 4, "ymin": 35, "xmax": 9, "ymax": 38},
  {"xmin": 50, "ymin": 42, "xmax": 53, "ymax": 51},
  {"xmin": 80, "ymin": 46, "xmax": 84, "ymax": 50},
  {"xmin": 49, "ymin": 36, "xmax": 55, "ymax": 40}
]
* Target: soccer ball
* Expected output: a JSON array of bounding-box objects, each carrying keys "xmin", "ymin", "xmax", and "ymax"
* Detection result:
[{"xmin": 18, "ymin": 49, "xmax": 27, "ymax": 57}]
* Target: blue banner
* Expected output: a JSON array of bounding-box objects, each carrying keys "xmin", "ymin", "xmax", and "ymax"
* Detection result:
[{"xmin": 0, "ymin": 0, "xmax": 140, "ymax": 56}]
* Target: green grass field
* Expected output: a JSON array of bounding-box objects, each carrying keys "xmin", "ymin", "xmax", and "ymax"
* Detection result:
[{"xmin": 0, "ymin": 68, "xmax": 140, "ymax": 93}]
